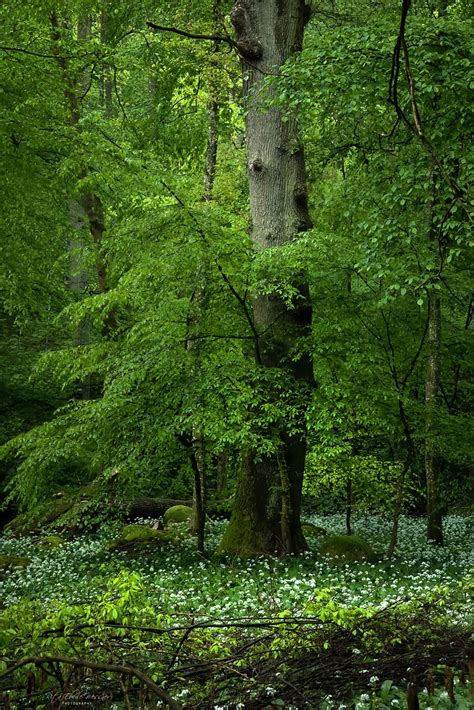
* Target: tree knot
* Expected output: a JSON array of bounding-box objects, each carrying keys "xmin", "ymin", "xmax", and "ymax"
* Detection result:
[{"xmin": 249, "ymin": 158, "xmax": 264, "ymax": 174}]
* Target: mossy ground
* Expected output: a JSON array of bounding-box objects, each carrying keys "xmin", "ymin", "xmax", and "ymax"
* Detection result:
[{"xmin": 36, "ymin": 535, "xmax": 64, "ymax": 549}]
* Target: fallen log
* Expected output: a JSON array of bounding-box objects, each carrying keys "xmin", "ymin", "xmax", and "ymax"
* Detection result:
[{"xmin": 127, "ymin": 498, "xmax": 193, "ymax": 520}]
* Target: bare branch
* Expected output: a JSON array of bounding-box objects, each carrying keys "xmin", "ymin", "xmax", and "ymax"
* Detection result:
[{"xmin": 147, "ymin": 21, "xmax": 233, "ymax": 47}]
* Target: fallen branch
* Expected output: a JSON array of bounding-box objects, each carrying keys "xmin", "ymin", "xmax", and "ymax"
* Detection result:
[{"xmin": 0, "ymin": 656, "xmax": 183, "ymax": 710}]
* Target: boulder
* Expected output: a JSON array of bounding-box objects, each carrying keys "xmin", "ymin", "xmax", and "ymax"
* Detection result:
[
  {"xmin": 163, "ymin": 505, "xmax": 193, "ymax": 525},
  {"xmin": 127, "ymin": 497, "xmax": 193, "ymax": 520},
  {"xmin": 108, "ymin": 524, "xmax": 174, "ymax": 552},
  {"xmin": 301, "ymin": 523, "xmax": 328, "ymax": 540},
  {"xmin": 0, "ymin": 554, "xmax": 31, "ymax": 571},
  {"xmin": 319, "ymin": 534, "xmax": 376, "ymax": 562},
  {"xmin": 37, "ymin": 535, "xmax": 64, "ymax": 548}
]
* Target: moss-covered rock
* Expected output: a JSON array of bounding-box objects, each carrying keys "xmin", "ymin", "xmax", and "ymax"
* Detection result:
[
  {"xmin": 301, "ymin": 523, "xmax": 328, "ymax": 540},
  {"xmin": 163, "ymin": 505, "xmax": 192, "ymax": 525},
  {"xmin": 37, "ymin": 535, "xmax": 64, "ymax": 548},
  {"xmin": 0, "ymin": 555, "xmax": 31, "ymax": 570},
  {"xmin": 319, "ymin": 534, "xmax": 376, "ymax": 562},
  {"xmin": 108, "ymin": 524, "xmax": 174, "ymax": 552}
]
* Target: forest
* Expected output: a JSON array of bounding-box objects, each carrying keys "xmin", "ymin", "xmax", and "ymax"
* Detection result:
[{"xmin": 0, "ymin": 0, "xmax": 472, "ymax": 707}]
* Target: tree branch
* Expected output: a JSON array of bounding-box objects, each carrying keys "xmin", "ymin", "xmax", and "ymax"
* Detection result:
[
  {"xmin": 160, "ymin": 180, "xmax": 262, "ymax": 364},
  {"xmin": 147, "ymin": 21, "xmax": 233, "ymax": 48}
]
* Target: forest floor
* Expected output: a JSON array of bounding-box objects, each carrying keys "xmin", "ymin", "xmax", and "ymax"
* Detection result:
[{"xmin": 0, "ymin": 513, "xmax": 472, "ymax": 708}]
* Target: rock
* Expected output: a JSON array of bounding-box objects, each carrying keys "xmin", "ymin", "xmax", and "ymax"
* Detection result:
[
  {"xmin": 37, "ymin": 535, "xmax": 64, "ymax": 548},
  {"xmin": 163, "ymin": 505, "xmax": 193, "ymax": 525},
  {"xmin": 108, "ymin": 524, "xmax": 174, "ymax": 552},
  {"xmin": 319, "ymin": 534, "xmax": 376, "ymax": 562},
  {"xmin": 0, "ymin": 554, "xmax": 31, "ymax": 570},
  {"xmin": 301, "ymin": 523, "xmax": 328, "ymax": 539},
  {"xmin": 127, "ymin": 498, "xmax": 193, "ymax": 520}
]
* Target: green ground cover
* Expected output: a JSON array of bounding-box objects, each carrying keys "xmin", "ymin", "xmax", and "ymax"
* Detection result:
[{"xmin": 0, "ymin": 514, "xmax": 472, "ymax": 708}]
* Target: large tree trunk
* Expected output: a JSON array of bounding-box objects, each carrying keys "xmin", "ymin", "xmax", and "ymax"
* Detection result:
[{"xmin": 221, "ymin": 0, "xmax": 313, "ymax": 556}]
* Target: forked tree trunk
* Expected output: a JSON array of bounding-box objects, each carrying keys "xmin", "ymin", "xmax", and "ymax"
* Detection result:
[{"xmin": 220, "ymin": 0, "xmax": 313, "ymax": 556}]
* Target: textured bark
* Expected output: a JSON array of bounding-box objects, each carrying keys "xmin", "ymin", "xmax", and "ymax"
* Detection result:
[
  {"xmin": 425, "ymin": 293, "xmax": 443, "ymax": 544},
  {"xmin": 221, "ymin": 0, "xmax": 313, "ymax": 556},
  {"xmin": 203, "ymin": 100, "xmax": 218, "ymax": 201}
]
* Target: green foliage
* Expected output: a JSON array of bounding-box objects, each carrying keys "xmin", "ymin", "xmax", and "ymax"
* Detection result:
[
  {"xmin": 0, "ymin": 0, "xmax": 472, "ymax": 555},
  {"xmin": 305, "ymin": 446, "xmax": 409, "ymax": 512},
  {"xmin": 264, "ymin": 1, "xmax": 474, "ymax": 513}
]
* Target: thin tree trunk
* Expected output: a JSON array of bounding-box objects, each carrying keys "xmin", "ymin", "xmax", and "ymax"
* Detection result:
[
  {"xmin": 221, "ymin": 0, "xmax": 313, "ymax": 556},
  {"xmin": 51, "ymin": 13, "xmax": 116, "ymax": 336},
  {"xmin": 188, "ymin": 23, "xmax": 221, "ymax": 545},
  {"xmin": 190, "ymin": 437, "xmax": 206, "ymax": 553},
  {"xmin": 387, "ymin": 400, "xmax": 414, "ymax": 558},
  {"xmin": 203, "ymin": 100, "xmax": 218, "ymax": 202},
  {"xmin": 425, "ymin": 293, "xmax": 443, "ymax": 544},
  {"xmin": 345, "ymin": 478, "xmax": 352, "ymax": 535}
]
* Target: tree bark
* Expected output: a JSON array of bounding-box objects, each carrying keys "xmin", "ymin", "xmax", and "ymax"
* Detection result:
[{"xmin": 221, "ymin": 0, "xmax": 313, "ymax": 556}]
